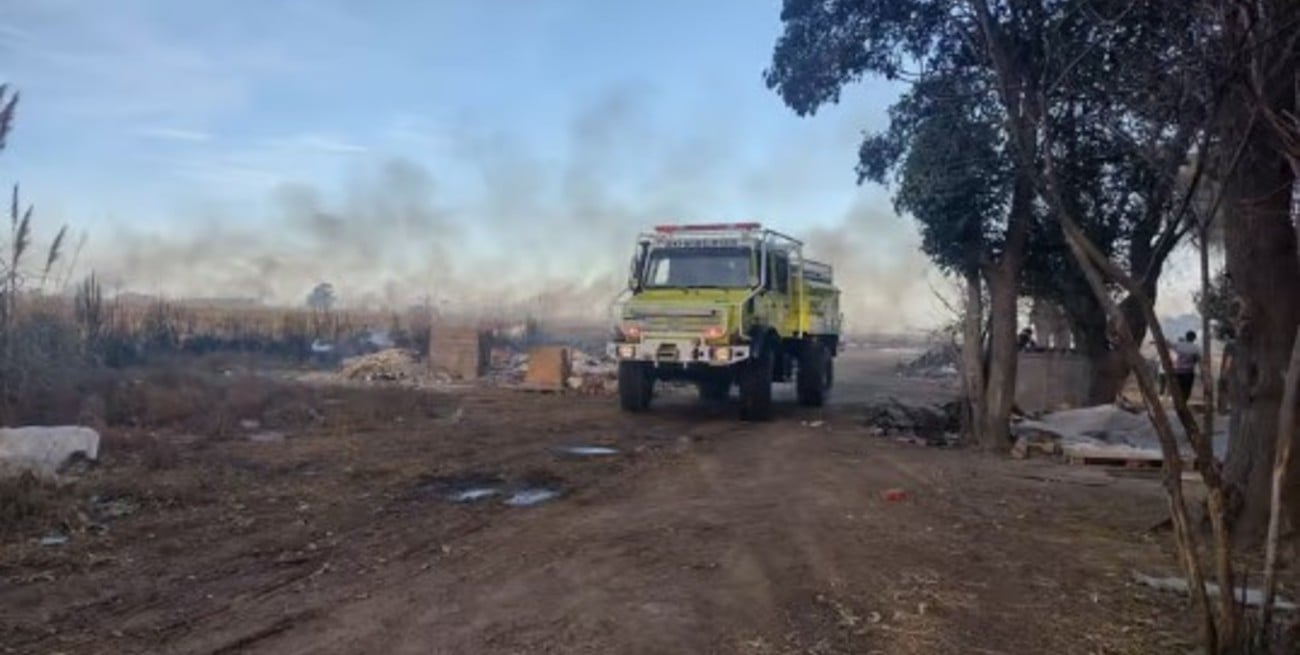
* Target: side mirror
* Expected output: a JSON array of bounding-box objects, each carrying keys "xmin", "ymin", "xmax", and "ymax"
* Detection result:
[{"xmin": 628, "ymin": 252, "xmax": 644, "ymax": 291}]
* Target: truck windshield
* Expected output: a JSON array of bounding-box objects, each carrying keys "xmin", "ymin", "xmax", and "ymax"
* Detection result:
[{"xmin": 642, "ymin": 246, "xmax": 753, "ymax": 289}]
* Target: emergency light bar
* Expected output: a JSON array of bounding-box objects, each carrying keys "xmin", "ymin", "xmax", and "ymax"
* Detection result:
[{"xmin": 654, "ymin": 222, "xmax": 761, "ymax": 233}]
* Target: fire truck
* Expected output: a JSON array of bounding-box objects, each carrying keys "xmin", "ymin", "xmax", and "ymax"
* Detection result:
[{"xmin": 608, "ymin": 223, "xmax": 842, "ymax": 421}]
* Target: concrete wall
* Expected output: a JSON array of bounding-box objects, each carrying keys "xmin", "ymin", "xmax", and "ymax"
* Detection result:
[{"xmin": 1015, "ymin": 350, "xmax": 1093, "ymax": 414}]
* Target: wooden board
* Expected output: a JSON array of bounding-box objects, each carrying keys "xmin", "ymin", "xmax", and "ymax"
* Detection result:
[{"xmin": 1065, "ymin": 454, "xmax": 1164, "ymax": 469}]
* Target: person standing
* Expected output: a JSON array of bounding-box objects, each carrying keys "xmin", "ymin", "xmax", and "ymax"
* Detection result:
[
  {"xmin": 1172, "ymin": 330, "xmax": 1202, "ymax": 402},
  {"xmin": 1017, "ymin": 327, "xmax": 1037, "ymax": 351}
]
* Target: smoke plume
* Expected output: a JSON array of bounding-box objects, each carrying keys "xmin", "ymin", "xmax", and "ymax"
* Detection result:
[{"xmin": 81, "ymin": 88, "xmax": 939, "ymax": 331}]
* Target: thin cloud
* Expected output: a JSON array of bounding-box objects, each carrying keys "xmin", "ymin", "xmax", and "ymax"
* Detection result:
[
  {"xmin": 276, "ymin": 134, "xmax": 367, "ymax": 154},
  {"xmin": 381, "ymin": 115, "xmax": 450, "ymax": 151},
  {"xmin": 138, "ymin": 126, "xmax": 213, "ymax": 142}
]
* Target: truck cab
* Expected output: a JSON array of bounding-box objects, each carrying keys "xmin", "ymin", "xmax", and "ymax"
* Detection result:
[{"xmin": 608, "ymin": 223, "xmax": 841, "ymax": 420}]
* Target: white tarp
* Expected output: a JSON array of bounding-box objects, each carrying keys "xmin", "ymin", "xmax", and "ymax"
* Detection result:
[{"xmin": 0, "ymin": 426, "xmax": 100, "ymax": 479}]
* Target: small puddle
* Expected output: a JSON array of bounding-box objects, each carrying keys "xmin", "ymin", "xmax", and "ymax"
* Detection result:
[
  {"xmin": 411, "ymin": 472, "xmax": 505, "ymax": 504},
  {"xmin": 552, "ymin": 445, "xmax": 621, "ymax": 458},
  {"xmin": 503, "ymin": 488, "xmax": 562, "ymax": 507},
  {"xmin": 447, "ymin": 487, "xmax": 501, "ymax": 503},
  {"xmin": 413, "ymin": 472, "xmax": 565, "ymax": 508}
]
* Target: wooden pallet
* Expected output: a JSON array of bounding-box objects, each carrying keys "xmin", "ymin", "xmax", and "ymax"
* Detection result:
[
  {"xmin": 1062, "ymin": 446, "xmax": 1202, "ymax": 470},
  {"xmin": 1065, "ymin": 454, "xmax": 1164, "ymax": 469}
]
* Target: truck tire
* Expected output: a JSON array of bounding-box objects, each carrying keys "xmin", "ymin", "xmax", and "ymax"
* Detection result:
[
  {"xmin": 618, "ymin": 361, "xmax": 654, "ymax": 412},
  {"xmin": 796, "ymin": 340, "xmax": 831, "ymax": 407},
  {"xmin": 697, "ymin": 374, "xmax": 731, "ymax": 402},
  {"xmin": 738, "ymin": 349, "xmax": 774, "ymax": 421}
]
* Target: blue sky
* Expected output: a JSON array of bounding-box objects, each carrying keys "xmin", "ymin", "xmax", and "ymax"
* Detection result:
[
  {"xmin": 0, "ymin": 0, "xmax": 1009, "ymax": 327},
  {"xmin": 4, "ymin": 1, "xmax": 898, "ymax": 216}
]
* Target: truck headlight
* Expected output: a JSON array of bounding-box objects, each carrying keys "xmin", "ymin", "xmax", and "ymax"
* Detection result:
[
  {"xmin": 620, "ymin": 324, "xmax": 643, "ymax": 342},
  {"xmin": 713, "ymin": 347, "xmax": 730, "ymax": 362},
  {"xmin": 618, "ymin": 344, "xmax": 636, "ymax": 359}
]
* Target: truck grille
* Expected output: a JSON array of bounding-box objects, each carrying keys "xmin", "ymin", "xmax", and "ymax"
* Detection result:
[{"xmin": 641, "ymin": 315, "xmax": 716, "ymax": 333}]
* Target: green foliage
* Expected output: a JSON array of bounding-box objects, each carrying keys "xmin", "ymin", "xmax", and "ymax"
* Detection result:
[
  {"xmin": 767, "ymin": 1, "xmax": 1201, "ymax": 345},
  {"xmin": 768, "ymin": 1, "xmax": 1012, "ymax": 276},
  {"xmin": 765, "ymin": 0, "xmax": 952, "ymax": 116},
  {"xmin": 863, "ymin": 72, "xmax": 1011, "ymax": 274}
]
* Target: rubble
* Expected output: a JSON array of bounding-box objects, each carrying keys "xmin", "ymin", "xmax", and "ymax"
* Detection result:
[
  {"xmin": 496, "ymin": 345, "xmax": 618, "ymax": 394},
  {"xmin": 861, "ymin": 398, "xmax": 961, "ymax": 445},
  {"xmin": 0, "ymin": 425, "xmax": 100, "ymax": 480},
  {"xmin": 1010, "ymin": 404, "xmax": 1230, "ymax": 462},
  {"xmin": 894, "ymin": 344, "xmax": 960, "ymax": 378},
  {"xmin": 567, "ymin": 350, "xmax": 618, "ymax": 394}
]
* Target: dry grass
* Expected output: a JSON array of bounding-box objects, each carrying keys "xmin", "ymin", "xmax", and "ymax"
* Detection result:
[{"xmin": 0, "ymin": 286, "xmax": 437, "ymax": 424}]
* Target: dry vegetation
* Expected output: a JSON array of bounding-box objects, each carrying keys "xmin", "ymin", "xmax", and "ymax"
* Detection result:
[{"xmin": 0, "ymin": 282, "xmax": 434, "ymax": 425}]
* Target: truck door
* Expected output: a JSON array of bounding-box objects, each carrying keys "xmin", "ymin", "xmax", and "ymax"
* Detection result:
[{"xmin": 766, "ymin": 251, "xmax": 791, "ymax": 334}]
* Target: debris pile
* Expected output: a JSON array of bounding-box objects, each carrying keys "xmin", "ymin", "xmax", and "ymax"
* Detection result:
[
  {"xmin": 485, "ymin": 345, "xmax": 618, "ymax": 394},
  {"xmin": 567, "ymin": 350, "xmax": 618, "ymax": 394},
  {"xmin": 308, "ymin": 327, "xmax": 618, "ymax": 394},
  {"xmin": 340, "ymin": 348, "xmax": 422, "ymax": 382},
  {"xmin": 894, "ymin": 344, "xmax": 960, "ymax": 378},
  {"xmin": 485, "ymin": 347, "xmax": 530, "ymax": 385},
  {"xmin": 862, "ymin": 398, "xmax": 961, "ymax": 445}
]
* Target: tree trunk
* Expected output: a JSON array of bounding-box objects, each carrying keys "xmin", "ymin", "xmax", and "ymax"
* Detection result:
[
  {"xmin": 1059, "ymin": 289, "xmax": 1121, "ymax": 405},
  {"xmin": 1222, "ymin": 127, "xmax": 1300, "ymax": 544},
  {"xmin": 981, "ymin": 172, "xmax": 1033, "ymax": 451},
  {"xmin": 961, "ymin": 268, "xmax": 988, "ymax": 445},
  {"xmin": 983, "ymin": 269, "xmax": 1018, "ymax": 450}
]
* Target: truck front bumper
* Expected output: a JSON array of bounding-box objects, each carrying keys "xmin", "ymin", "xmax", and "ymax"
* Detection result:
[{"xmin": 608, "ymin": 338, "xmax": 750, "ymax": 366}]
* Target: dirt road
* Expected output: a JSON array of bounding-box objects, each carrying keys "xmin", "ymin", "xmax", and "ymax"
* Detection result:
[{"xmin": 2, "ymin": 351, "xmax": 1195, "ymax": 654}]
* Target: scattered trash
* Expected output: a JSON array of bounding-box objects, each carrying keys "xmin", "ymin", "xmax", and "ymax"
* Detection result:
[
  {"xmin": 239, "ymin": 419, "xmax": 261, "ymax": 431},
  {"xmin": 504, "ymin": 488, "xmax": 562, "ymax": 507},
  {"xmin": 1133, "ymin": 572, "xmax": 1297, "ymax": 611},
  {"xmin": 0, "ymin": 425, "xmax": 101, "ymax": 480},
  {"xmin": 39, "ymin": 533, "xmax": 69, "ymax": 547},
  {"xmin": 802, "ymin": 420, "xmax": 825, "ymax": 428},
  {"xmin": 881, "ymin": 488, "xmax": 908, "ymax": 502},
  {"xmin": 92, "ymin": 495, "xmax": 140, "ymax": 519}
]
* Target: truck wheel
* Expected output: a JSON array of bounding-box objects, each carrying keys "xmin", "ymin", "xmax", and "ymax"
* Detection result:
[
  {"xmin": 797, "ymin": 341, "xmax": 831, "ymax": 407},
  {"xmin": 739, "ymin": 349, "xmax": 774, "ymax": 421},
  {"xmin": 618, "ymin": 361, "xmax": 654, "ymax": 412},
  {"xmin": 697, "ymin": 375, "xmax": 731, "ymax": 402}
]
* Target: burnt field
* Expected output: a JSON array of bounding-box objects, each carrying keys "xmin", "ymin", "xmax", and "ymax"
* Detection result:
[{"xmin": 0, "ymin": 348, "xmax": 1209, "ymax": 655}]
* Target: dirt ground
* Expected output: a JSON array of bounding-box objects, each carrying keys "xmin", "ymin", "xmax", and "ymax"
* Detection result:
[{"xmin": 2, "ymin": 349, "xmax": 1210, "ymax": 654}]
